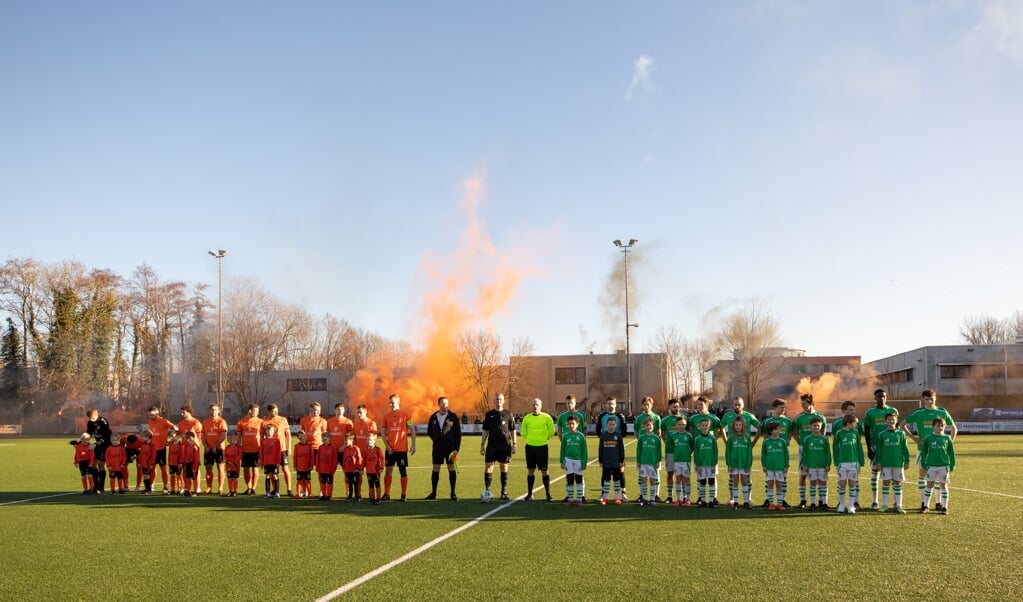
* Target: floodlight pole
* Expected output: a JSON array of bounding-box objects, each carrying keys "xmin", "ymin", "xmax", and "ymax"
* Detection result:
[
  {"xmin": 613, "ymin": 239, "xmax": 638, "ymax": 413},
  {"xmin": 208, "ymin": 249, "xmax": 227, "ymax": 408}
]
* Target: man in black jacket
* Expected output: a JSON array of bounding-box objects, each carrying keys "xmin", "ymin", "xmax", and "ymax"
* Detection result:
[{"xmin": 426, "ymin": 396, "xmax": 462, "ymax": 500}]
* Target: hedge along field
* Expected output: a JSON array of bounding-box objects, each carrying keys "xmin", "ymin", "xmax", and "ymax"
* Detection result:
[{"xmin": 1, "ymin": 435, "xmax": 1021, "ymax": 601}]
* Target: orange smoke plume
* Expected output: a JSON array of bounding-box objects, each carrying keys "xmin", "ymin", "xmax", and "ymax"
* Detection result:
[{"xmin": 345, "ymin": 176, "xmax": 524, "ymax": 422}]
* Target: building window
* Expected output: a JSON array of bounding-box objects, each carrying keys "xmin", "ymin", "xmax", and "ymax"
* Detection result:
[
  {"xmin": 939, "ymin": 365, "xmax": 971, "ymax": 379},
  {"xmin": 598, "ymin": 366, "xmax": 629, "ymax": 384},
  {"xmin": 878, "ymin": 368, "xmax": 914, "ymax": 384},
  {"xmin": 207, "ymin": 381, "xmax": 235, "ymax": 393},
  {"xmin": 286, "ymin": 378, "xmax": 327, "ymax": 392},
  {"xmin": 555, "ymin": 367, "xmax": 586, "ymax": 385}
]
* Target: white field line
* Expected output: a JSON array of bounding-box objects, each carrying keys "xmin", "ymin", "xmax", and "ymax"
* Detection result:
[
  {"xmin": 0, "ymin": 492, "xmax": 76, "ymax": 506},
  {"xmin": 950, "ymin": 486, "xmax": 1023, "ymax": 500},
  {"xmin": 315, "ymin": 439, "xmax": 637, "ymax": 601}
]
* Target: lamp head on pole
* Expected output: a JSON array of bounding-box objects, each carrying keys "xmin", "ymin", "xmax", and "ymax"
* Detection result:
[
  {"xmin": 208, "ymin": 249, "xmax": 228, "ymax": 259},
  {"xmin": 613, "ymin": 240, "xmax": 622, "ymax": 247}
]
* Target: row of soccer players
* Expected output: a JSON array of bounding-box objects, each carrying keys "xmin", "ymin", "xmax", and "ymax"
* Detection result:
[
  {"xmin": 74, "ymin": 397, "xmax": 418, "ymax": 501},
  {"xmin": 550, "ymin": 391, "xmax": 957, "ymax": 513}
]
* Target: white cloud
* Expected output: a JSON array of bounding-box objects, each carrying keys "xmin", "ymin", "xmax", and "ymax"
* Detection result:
[
  {"xmin": 625, "ymin": 54, "xmax": 655, "ymax": 100},
  {"xmin": 962, "ymin": 0, "xmax": 1023, "ymax": 64}
]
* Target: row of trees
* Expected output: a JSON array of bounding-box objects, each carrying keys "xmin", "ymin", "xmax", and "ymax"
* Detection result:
[
  {"xmin": 960, "ymin": 312, "xmax": 1023, "ymax": 345},
  {"xmin": 0, "ymin": 257, "xmax": 388, "ymax": 418},
  {"xmin": 650, "ymin": 301, "xmax": 783, "ymax": 405}
]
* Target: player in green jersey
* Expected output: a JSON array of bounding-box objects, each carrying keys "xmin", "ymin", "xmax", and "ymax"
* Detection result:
[
  {"xmin": 920, "ymin": 417, "xmax": 956, "ymax": 515},
  {"xmin": 863, "ymin": 389, "xmax": 898, "ymax": 510},
  {"xmin": 721, "ymin": 397, "xmax": 761, "ymax": 446},
  {"xmin": 689, "ymin": 396, "xmax": 722, "ymax": 438},
  {"xmin": 831, "ymin": 401, "xmax": 864, "ymax": 509},
  {"xmin": 760, "ymin": 421, "xmax": 789, "ymax": 510},
  {"xmin": 832, "ymin": 414, "xmax": 865, "ymax": 514},
  {"xmin": 634, "ymin": 396, "xmax": 662, "ymax": 502},
  {"xmin": 636, "ymin": 417, "xmax": 662, "ymax": 506},
  {"xmin": 559, "ymin": 415, "xmax": 588, "ymax": 506},
  {"xmin": 802, "ymin": 417, "xmax": 832, "ymax": 510},
  {"xmin": 692, "ymin": 416, "xmax": 720, "ymax": 507},
  {"xmin": 793, "ymin": 394, "xmax": 827, "ymax": 508},
  {"xmin": 660, "ymin": 399, "xmax": 683, "ymax": 503},
  {"xmin": 668, "ymin": 415, "xmax": 694, "ymax": 506},
  {"xmin": 761, "ymin": 399, "xmax": 793, "ymax": 507},
  {"xmin": 724, "ymin": 416, "xmax": 754, "ymax": 509},
  {"xmin": 556, "ymin": 395, "xmax": 589, "ymax": 502},
  {"xmin": 903, "ymin": 389, "xmax": 957, "ymax": 510},
  {"xmin": 876, "ymin": 412, "xmax": 910, "ymax": 513}
]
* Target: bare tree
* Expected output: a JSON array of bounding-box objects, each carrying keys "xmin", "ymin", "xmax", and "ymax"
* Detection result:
[
  {"xmin": 960, "ymin": 315, "xmax": 1008, "ymax": 345},
  {"xmin": 1004, "ymin": 310, "xmax": 1023, "ymax": 340},
  {"xmin": 457, "ymin": 329, "xmax": 503, "ymax": 417},
  {"xmin": 714, "ymin": 301, "xmax": 783, "ymax": 406},
  {"xmin": 506, "ymin": 336, "xmax": 536, "ymax": 406},
  {"xmin": 219, "ymin": 278, "xmax": 312, "ymax": 413},
  {"xmin": 650, "ymin": 326, "xmax": 685, "ymax": 399},
  {"xmin": 0, "ymin": 257, "xmax": 47, "ymax": 366}
]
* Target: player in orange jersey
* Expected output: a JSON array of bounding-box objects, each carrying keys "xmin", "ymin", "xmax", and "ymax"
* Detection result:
[
  {"xmin": 167, "ymin": 432, "xmax": 184, "ymax": 494},
  {"xmin": 364, "ymin": 432, "xmax": 386, "ymax": 505},
  {"xmin": 300, "ymin": 402, "xmax": 328, "ymax": 454},
  {"xmin": 315, "ymin": 432, "xmax": 339, "ymax": 500},
  {"xmin": 71, "ymin": 433, "xmax": 95, "ymax": 494},
  {"xmin": 326, "ymin": 403, "xmax": 353, "ymax": 470},
  {"xmin": 262, "ymin": 403, "xmax": 293, "ymax": 496},
  {"xmin": 147, "ymin": 406, "xmax": 178, "ymax": 493},
  {"xmin": 237, "ymin": 404, "xmax": 263, "ymax": 495},
  {"xmin": 381, "ymin": 394, "xmax": 417, "ymax": 502},
  {"xmin": 259, "ymin": 423, "xmax": 283, "ymax": 498},
  {"xmin": 104, "ymin": 433, "xmax": 128, "ymax": 494},
  {"xmin": 292, "ymin": 431, "xmax": 314, "ymax": 499},
  {"xmin": 340, "ymin": 432, "xmax": 363, "ymax": 500},
  {"xmin": 352, "ymin": 404, "xmax": 378, "ymax": 499},
  {"xmin": 202, "ymin": 403, "xmax": 229, "ymax": 494},
  {"xmin": 137, "ymin": 431, "xmax": 156, "ymax": 494},
  {"xmin": 223, "ymin": 432, "xmax": 243, "ymax": 497},
  {"xmin": 181, "ymin": 431, "xmax": 202, "ymax": 497}
]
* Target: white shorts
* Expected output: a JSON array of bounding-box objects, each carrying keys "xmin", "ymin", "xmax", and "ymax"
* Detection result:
[
  {"xmin": 881, "ymin": 467, "xmax": 905, "ymax": 482},
  {"xmin": 696, "ymin": 465, "xmax": 718, "ymax": 480},
  {"xmin": 637, "ymin": 464, "xmax": 658, "ymax": 480},
  {"xmin": 925, "ymin": 466, "xmax": 949, "ymax": 484},
  {"xmin": 764, "ymin": 470, "xmax": 786, "ymax": 483},
  {"xmin": 674, "ymin": 462, "xmax": 691, "ymax": 478},
  {"xmin": 837, "ymin": 462, "xmax": 860, "ymax": 481},
  {"xmin": 664, "ymin": 452, "xmax": 675, "ymax": 471},
  {"xmin": 563, "ymin": 458, "xmax": 583, "ymax": 476},
  {"xmin": 727, "ymin": 467, "xmax": 750, "ymax": 477},
  {"xmin": 807, "ymin": 468, "xmax": 828, "ymax": 482}
]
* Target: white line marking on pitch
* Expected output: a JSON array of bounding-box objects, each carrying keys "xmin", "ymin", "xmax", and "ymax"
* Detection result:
[
  {"xmin": 316, "ymin": 440, "xmax": 636, "ymax": 601},
  {"xmin": 0, "ymin": 492, "xmax": 76, "ymax": 506},
  {"xmin": 951, "ymin": 486, "xmax": 1023, "ymax": 499}
]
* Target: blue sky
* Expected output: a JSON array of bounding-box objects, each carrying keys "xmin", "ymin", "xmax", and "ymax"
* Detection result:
[{"xmin": 2, "ymin": 1, "xmax": 1022, "ymax": 363}]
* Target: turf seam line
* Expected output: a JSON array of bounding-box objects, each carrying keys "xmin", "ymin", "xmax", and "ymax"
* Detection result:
[{"xmin": 0, "ymin": 492, "xmax": 76, "ymax": 506}]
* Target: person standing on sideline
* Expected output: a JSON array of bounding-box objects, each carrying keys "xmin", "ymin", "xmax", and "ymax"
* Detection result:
[
  {"xmin": 237, "ymin": 404, "xmax": 263, "ymax": 495},
  {"xmin": 202, "ymin": 403, "xmax": 229, "ymax": 495},
  {"xmin": 85, "ymin": 408, "xmax": 112, "ymax": 493},
  {"xmin": 902, "ymin": 389, "xmax": 957, "ymax": 511},
  {"xmin": 381, "ymin": 394, "xmax": 416, "ymax": 501},
  {"xmin": 660, "ymin": 399, "xmax": 684, "ymax": 504},
  {"xmin": 480, "ymin": 392, "xmax": 516, "ymax": 501},
  {"xmin": 863, "ymin": 389, "xmax": 898, "ymax": 510},
  {"xmin": 597, "ymin": 397, "xmax": 629, "ymax": 501},
  {"xmin": 556, "ymin": 395, "xmax": 588, "ymax": 502},
  {"xmin": 262, "ymin": 404, "xmax": 293, "ymax": 496},
  {"xmin": 520, "ymin": 398, "xmax": 556, "ymax": 501},
  {"xmin": 147, "ymin": 406, "xmax": 177, "ymax": 494},
  {"xmin": 426, "ymin": 397, "xmax": 461, "ymax": 500}
]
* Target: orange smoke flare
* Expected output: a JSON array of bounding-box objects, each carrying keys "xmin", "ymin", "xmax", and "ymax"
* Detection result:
[{"xmin": 345, "ymin": 177, "xmax": 524, "ymax": 422}]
